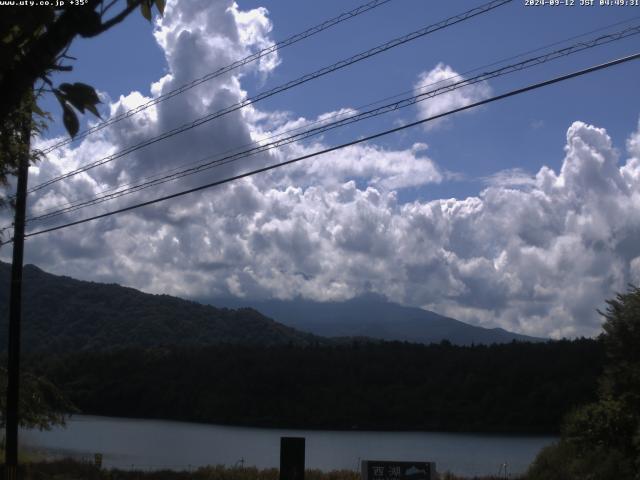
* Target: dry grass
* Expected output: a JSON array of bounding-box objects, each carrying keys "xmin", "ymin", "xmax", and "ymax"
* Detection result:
[{"xmin": 17, "ymin": 459, "xmax": 519, "ymax": 480}]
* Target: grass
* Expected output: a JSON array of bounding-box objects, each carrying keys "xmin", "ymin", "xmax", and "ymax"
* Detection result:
[
  {"xmin": 0, "ymin": 448, "xmax": 46, "ymax": 464},
  {"xmin": 11, "ymin": 459, "xmax": 521, "ymax": 480}
]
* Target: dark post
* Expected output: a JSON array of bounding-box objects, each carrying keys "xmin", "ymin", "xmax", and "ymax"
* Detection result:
[
  {"xmin": 4, "ymin": 99, "xmax": 31, "ymax": 480},
  {"xmin": 279, "ymin": 437, "xmax": 305, "ymax": 480}
]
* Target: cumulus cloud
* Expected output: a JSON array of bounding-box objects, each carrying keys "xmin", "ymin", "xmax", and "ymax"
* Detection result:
[
  {"xmin": 482, "ymin": 168, "xmax": 536, "ymax": 188},
  {"xmin": 6, "ymin": 1, "xmax": 640, "ymax": 340},
  {"xmin": 22, "ymin": 119, "xmax": 640, "ymax": 339},
  {"xmin": 413, "ymin": 63, "xmax": 492, "ymax": 130}
]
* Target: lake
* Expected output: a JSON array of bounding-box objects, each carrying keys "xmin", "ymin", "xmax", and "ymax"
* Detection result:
[{"xmin": 22, "ymin": 415, "xmax": 556, "ymax": 477}]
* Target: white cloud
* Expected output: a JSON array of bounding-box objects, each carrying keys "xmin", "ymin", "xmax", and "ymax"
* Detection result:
[
  {"xmin": 20, "ymin": 118, "xmax": 640, "ymax": 338},
  {"xmin": 6, "ymin": 1, "xmax": 640, "ymax": 341},
  {"xmin": 482, "ymin": 168, "xmax": 536, "ymax": 188},
  {"xmin": 263, "ymin": 140, "xmax": 444, "ymax": 191},
  {"xmin": 413, "ymin": 63, "xmax": 492, "ymax": 130},
  {"xmin": 630, "ymin": 257, "xmax": 640, "ymax": 284}
]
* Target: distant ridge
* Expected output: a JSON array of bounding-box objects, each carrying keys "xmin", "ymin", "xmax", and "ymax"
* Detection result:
[
  {"xmin": 0, "ymin": 262, "xmax": 319, "ymax": 352},
  {"xmin": 210, "ymin": 293, "xmax": 545, "ymax": 345},
  {"xmin": 0, "ymin": 261, "xmax": 543, "ymax": 352}
]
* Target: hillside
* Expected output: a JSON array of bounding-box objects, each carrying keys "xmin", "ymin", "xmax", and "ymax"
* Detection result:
[
  {"xmin": 210, "ymin": 294, "xmax": 544, "ymax": 346},
  {"xmin": 0, "ymin": 261, "xmax": 542, "ymax": 352},
  {"xmin": 0, "ymin": 262, "xmax": 319, "ymax": 352}
]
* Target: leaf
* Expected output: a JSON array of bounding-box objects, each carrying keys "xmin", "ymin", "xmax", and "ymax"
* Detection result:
[
  {"xmin": 58, "ymin": 82, "xmax": 101, "ymax": 118},
  {"xmin": 155, "ymin": 0, "xmax": 165, "ymax": 15},
  {"xmin": 62, "ymin": 103, "xmax": 79, "ymax": 138},
  {"xmin": 59, "ymin": 82, "xmax": 100, "ymax": 104},
  {"xmin": 2, "ymin": 25, "xmax": 21, "ymax": 43},
  {"xmin": 141, "ymin": 1, "xmax": 152, "ymax": 21},
  {"xmin": 85, "ymin": 103, "xmax": 102, "ymax": 119},
  {"xmin": 61, "ymin": 93, "xmax": 85, "ymax": 113}
]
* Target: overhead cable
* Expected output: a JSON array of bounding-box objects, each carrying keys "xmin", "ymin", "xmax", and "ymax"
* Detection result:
[
  {"xmin": 7, "ymin": 51, "xmax": 637, "ymax": 243},
  {"xmin": 38, "ymin": 14, "xmax": 640, "ymax": 215},
  {"xmin": 27, "ymin": 0, "xmax": 513, "ymax": 195},
  {"xmin": 40, "ymin": 0, "xmax": 396, "ymax": 154},
  {"xmin": 24, "ymin": 23, "xmax": 640, "ymax": 224}
]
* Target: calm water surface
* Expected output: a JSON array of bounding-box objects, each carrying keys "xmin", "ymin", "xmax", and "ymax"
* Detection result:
[{"xmin": 22, "ymin": 415, "xmax": 556, "ymax": 477}]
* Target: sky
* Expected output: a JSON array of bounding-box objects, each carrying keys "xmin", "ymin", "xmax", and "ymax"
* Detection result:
[{"xmin": 3, "ymin": 0, "xmax": 640, "ymax": 338}]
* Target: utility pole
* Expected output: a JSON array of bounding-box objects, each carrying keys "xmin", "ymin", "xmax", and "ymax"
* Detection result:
[{"xmin": 4, "ymin": 95, "xmax": 31, "ymax": 480}]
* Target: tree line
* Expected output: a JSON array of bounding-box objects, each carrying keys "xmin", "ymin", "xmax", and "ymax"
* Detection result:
[{"xmin": 26, "ymin": 338, "xmax": 602, "ymax": 434}]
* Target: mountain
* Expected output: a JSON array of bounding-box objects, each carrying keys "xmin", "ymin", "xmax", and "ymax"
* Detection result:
[
  {"xmin": 0, "ymin": 262, "xmax": 319, "ymax": 352},
  {"xmin": 0, "ymin": 261, "xmax": 542, "ymax": 352},
  {"xmin": 209, "ymin": 293, "xmax": 545, "ymax": 345}
]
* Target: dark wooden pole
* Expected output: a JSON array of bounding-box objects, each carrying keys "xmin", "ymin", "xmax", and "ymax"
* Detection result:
[
  {"xmin": 280, "ymin": 437, "xmax": 305, "ymax": 480},
  {"xmin": 4, "ymin": 100, "xmax": 31, "ymax": 480}
]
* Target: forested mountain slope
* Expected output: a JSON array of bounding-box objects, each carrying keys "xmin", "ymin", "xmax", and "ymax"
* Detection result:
[{"xmin": 0, "ymin": 262, "xmax": 319, "ymax": 352}]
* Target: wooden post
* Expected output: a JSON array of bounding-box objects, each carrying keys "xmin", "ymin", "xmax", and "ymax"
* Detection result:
[
  {"xmin": 4, "ymin": 96, "xmax": 31, "ymax": 480},
  {"xmin": 280, "ymin": 437, "xmax": 305, "ymax": 480}
]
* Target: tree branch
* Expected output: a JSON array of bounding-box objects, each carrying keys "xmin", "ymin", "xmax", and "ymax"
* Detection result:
[
  {"xmin": 89, "ymin": 0, "xmax": 143, "ymax": 37},
  {"xmin": 101, "ymin": 0, "xmax": 120, "ymax": 17},
  {"xmin": 0, "ymin": 0, "xmax": 144, "ymax": 122},
  {"xmin": 49, "ymin": 65, "xmax": 73, "ymax": 72}
]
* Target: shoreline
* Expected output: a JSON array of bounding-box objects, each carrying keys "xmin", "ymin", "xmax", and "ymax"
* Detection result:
[
  {"xmin": 22, "ymin": 414, "xmax": 554, "ymax": 477},
  {"xmin": 60, "ymin": 413, "xmax": 560, "ymax": 437}
]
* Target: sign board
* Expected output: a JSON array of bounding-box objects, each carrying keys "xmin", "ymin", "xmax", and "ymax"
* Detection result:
[{"xmin": 361, "ymin": 461, "xmax": 435, "ymax": 480}]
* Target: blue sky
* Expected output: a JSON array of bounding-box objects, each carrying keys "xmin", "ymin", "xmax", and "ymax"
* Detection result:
[
  {"xmin": 10, "ymin": 0, "xmax": 640, "ymax": 338},
  {"xmin": 52, "ymin": 0, "xmax": 640, "ymax": 202}
]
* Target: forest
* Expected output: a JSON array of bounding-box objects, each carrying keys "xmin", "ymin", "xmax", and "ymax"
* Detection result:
[
  {"xmin": 27, "ymin": 338, "xmax": 602, "ymax": 434},
  {"xmin": 0, "ymin": 263, "xmax": 321, "ymax": 352}
]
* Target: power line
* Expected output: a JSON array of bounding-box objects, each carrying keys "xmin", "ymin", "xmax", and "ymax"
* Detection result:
[
  {"xmin": 28, "ymin": 15, "xmax": 640, "ymax": 223},
  {"xmin": 27, "ymin": 0, "xmax": 513, "ymax": 195},
  {"xmin": 9, "ymin": 51, "xmax": 637, "ymax": 243},
  {"xmin": 31, "ymin": 0, "xmax": 512, "ymax": 192},
  {"xmin": 23, "ymin": 23, "xmax": 640, "ymax": 224},
  {"xmin": 39, "ymin": 0, "xmax": 396, "ymax": 155}
]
